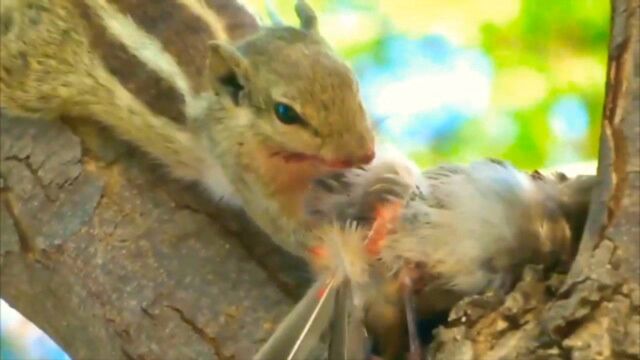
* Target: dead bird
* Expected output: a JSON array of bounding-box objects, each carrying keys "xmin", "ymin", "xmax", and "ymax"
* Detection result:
[{"xmin": 256, "ymin": 148, "xmax": 597, "ymax": 360}]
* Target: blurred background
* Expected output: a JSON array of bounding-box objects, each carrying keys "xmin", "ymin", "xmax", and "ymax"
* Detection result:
[{"xmin": 1, "ymin": 0, "xmax": 608, "ymax": 358}]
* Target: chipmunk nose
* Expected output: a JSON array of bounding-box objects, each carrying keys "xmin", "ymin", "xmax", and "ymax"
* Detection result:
[
  {"xmin": 360, "ymin": 149, "xmax": 375, "ymax": 164},
  {"xmin": 323, "ymin": 126, "xmax": 375, "ymax": 168}
]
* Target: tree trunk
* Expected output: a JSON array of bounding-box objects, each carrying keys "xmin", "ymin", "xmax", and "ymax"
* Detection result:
[{"xmin": 1, "ymin": 1, "xmax": 638, "ymax": 360}]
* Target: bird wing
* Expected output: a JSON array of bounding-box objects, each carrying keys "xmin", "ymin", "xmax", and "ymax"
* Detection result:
[
  {"xmin": 328, "ymin": 280, "xmax": 369, "ymax": 360},
  {"xmin": 254, "ymin": 276, "xmax": 338, "ymax": 360}
]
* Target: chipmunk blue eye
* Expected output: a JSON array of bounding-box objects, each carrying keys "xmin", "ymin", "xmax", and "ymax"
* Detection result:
[{"xmin": 274, "ymin": 102, "xmax": 304, "ymax": 125}]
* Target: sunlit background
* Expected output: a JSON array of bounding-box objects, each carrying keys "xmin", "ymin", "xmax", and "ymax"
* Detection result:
[{"xmin": 0, "ymin": 0, "xmax": 608, "ymax": 358}]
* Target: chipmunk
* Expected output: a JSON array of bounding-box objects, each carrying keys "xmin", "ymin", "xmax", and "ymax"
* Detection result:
[
  {"xmin": 257, "ymin": 148, "xmax": 597, "ymax": 360},
  {"xmin": 0, "ymin": 0, "xmax": 375, "ymax": 255}
]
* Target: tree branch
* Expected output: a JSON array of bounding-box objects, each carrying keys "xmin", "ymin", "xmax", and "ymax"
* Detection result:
[{"xmin": 0, "ymin": 115, "xmax": 312, "ymax": 359}]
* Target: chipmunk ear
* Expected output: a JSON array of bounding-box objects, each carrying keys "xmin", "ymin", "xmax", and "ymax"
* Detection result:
[
  {"xmin": 295, "ymin": 0, "xmax": 319, "ymax": 33},
  {"xmin": 208, "ymin": 41, "xmax": 250, "ymax": 106}
]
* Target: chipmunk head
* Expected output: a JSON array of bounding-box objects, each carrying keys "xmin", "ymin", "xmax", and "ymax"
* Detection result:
[{"xmin": 206, "ymin": 0, "xmax": 375, "ymax": 169}]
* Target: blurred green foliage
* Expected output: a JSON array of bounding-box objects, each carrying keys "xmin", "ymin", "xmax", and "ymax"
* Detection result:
[{"xmin": 471, "ymin": 0, "xmax": 608, "ymax": 168}]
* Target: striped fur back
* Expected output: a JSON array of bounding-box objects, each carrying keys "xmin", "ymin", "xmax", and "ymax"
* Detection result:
[{"xmin": 73, "ymin": 0, "xmax": 259, "ymax": 124}]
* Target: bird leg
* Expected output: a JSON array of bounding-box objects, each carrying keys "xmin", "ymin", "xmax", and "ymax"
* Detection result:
[{"xmin": 400, "ymin": 268, "xmax": 422, "ymax": 360}]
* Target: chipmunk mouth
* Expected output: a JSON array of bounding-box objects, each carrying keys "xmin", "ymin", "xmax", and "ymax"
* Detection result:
[{"xmin": 273, "ymin": 151, "xmax": 374, "ymax": 169}]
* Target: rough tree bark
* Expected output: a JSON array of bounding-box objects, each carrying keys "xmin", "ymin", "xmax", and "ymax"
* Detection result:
[
  {"xmin": 0, "ymin": 1, "xmax": 638, "ymax": 360},
  {"xmin": 0, "ymin": 113, "xmax": 311, "ymax": 359}
]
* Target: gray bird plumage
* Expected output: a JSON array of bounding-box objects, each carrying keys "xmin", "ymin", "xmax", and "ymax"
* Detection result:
[{"xmin": 258, "ymin": 149, "xmax": 597, "ymax": 359}]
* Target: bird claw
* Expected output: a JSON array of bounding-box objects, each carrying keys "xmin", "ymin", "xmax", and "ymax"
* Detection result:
[{"xmin": 402, "ymin": 271, "xmax": 423, "ymax": 360}]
